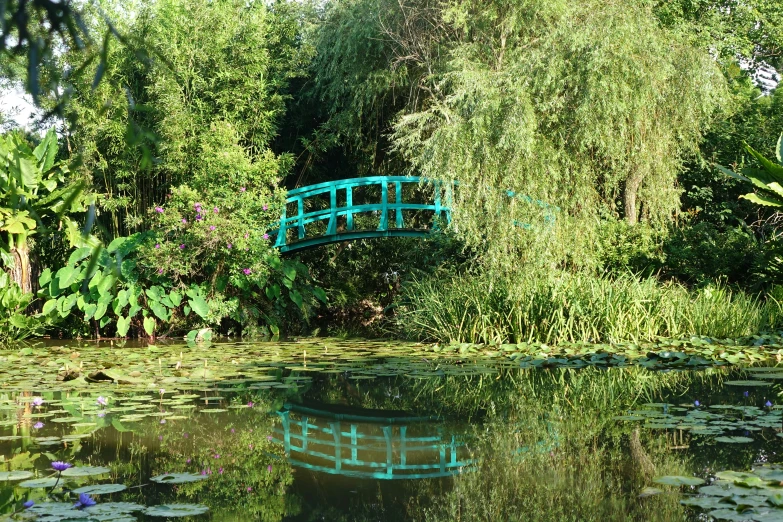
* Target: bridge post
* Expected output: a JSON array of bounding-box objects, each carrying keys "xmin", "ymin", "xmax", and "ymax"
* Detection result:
[
  {"xmin": 275, "ymin": 205, "xmax": 288, "ymax": 249},
  {"xmin": 395, "ymin": 181, "xmax": 404, "ymax": 228},
  {"xmin": 383, "ymin": 425, "xmax": 394, "ymax": 478},
  {"xmin": 296, "ymin": 197, "xmax": 305, "ymax": 240},
  {"xmin": 280, "ymin": 410, "xmax": 291, "ymax": 456},
  {"xmin": 346, "ymin": 186, "xmax": 354, "ymax": 231},
  {"xmin": 400, "ymin": 426, "xmax": 407, "ymax": 467},
  {"xmin": 327, "ymin": 186, "xmax": 337, "ymax": 235},
  {"xmin": 330, "ymin": 421, "xmax": 342, "ymax": 472},
  {"xmin": 378, "ymin": 181, "xmax": 388, "ymax": 231},
  {"xmin": 433, "ymin": 181, "xmax": 442, "ymax": 230}
]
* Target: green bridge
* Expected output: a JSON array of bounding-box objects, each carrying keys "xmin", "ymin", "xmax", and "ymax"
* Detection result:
[
  {"xmin": 273, "ymin": 176, "xmax": 451, "ymax": 253},
  {"xmin": 270, "ymin": 403, "xmax": 475, "ymax": 480}
]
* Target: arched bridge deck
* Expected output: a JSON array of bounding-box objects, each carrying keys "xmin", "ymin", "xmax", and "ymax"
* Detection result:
[
  {"xmin": 270, "ymin": 403, "xmax": 475, "ymax": 480},
  {"xmin": 273, "ymin": 176, "xmax": 451, "ymax": 253}
]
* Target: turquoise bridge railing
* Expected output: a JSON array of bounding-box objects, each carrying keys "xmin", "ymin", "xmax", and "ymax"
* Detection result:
[
  {"xmin": 273, "ymin": 176, "xmax": 451, "ymax": 253},
  {"xmin": 271, "ymin": 403, "xmax": 475, "ymax": 480}
]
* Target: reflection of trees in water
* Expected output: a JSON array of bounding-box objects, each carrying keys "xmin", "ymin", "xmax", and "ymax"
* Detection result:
[{"xmin": 286, "ymin": 365, "xmax": 731, "ymax": 520}]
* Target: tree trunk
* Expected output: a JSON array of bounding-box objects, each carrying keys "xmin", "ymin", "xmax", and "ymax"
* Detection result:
[
  {"xmin": 10, "ymin": 242, "xmax": 31, "ymax": 294},
  {"xmin": 623, "ymin": 172, "xmax": 644, "ymax": 225}
]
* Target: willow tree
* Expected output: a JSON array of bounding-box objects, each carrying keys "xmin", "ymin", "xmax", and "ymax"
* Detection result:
[{"xmin": 309, "ymin": 0, "xmax": 727, "ymax": 274}]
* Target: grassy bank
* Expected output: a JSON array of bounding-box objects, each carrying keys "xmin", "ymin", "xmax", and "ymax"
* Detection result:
[{"xmin": 395, "ymin": 271, "xmax": 783, "ymax": 345}]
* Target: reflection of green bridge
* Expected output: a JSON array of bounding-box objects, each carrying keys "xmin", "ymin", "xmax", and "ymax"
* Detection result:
[{"xmin": 271, "ymin": 403, "xmax": 474, "ymax": 479}]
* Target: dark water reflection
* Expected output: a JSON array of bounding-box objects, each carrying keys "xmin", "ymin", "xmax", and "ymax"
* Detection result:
[{"xmin": 0, "ymin": 340, "xmax": 780, "ymax": 521}]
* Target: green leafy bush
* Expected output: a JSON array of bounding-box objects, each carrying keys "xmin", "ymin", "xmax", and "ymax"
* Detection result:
[
  {"xmin": 39, "ymin": 233, "xmax": 326, "ymax": 339},
  {"xmin": 0, "ymin": 272, "xmax": 49, "ymax": 341}
]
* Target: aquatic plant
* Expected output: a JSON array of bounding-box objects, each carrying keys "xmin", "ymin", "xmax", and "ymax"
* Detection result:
[{"xmin": 397, "ymin": 270, "xmax": 783, "ymax": 344}]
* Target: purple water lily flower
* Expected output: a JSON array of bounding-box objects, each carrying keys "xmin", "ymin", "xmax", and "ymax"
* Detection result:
[
  {"xmin": 96, "ymin": 396, "xmax": 107, "ymax": 407},
  {"xmin": 97, "ymin": 412, "xmax": 106, "ymax": 418},
  {"xmin": 154, "ymin": 206, "xmax": 164, "ymax": 213},
  {"xmin": 766, "ymin": 400, "xmax": 773, "ymax": 407},
  {"xmin": 32, "ymin": 397, "xmax": 44, "ymax": 407},
  {"xmin": 33, "ymin": 422, "xmax": 44, "ymax": 429},
  {"xmin": 75, "ymin": 493, "xmax": 96, "ymax": 508},
  {"xmin": 744, "ymin": 391, "xmax": 749, "ymax": 397},
  {"xmin": 23, "ymin": 500, "xmax": 34, "ymax": 509},
  {"xmin": 694, "ymin": 400, "xmax": 700, "ymax": 407},
  {"xmin": 51, "ymin": 461, "xmax": 72, "ymax": 472}
]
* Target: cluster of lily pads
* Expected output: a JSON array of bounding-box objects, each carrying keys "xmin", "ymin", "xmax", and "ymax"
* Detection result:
[
  {"xmin": 429, "ymin": 335, "xmax": 783, "ymax": 367},
  {"xmin": 0, "ymin": 459, "xmax": 209, "ymax": 521},
  {"xmin": 615, "ymin": 368, "xmax": 783, "ymax": 444},
  {"xmin": 652, "ymin": 464, "xmax": 783, "ymax": 522}
]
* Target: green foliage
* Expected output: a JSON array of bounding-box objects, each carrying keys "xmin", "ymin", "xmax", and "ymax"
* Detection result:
[
  {"xmin": 0, "ymin": 272, "xmax": 48, "ymax": 341},
  {"xmin": 662, "ymin": 223, "xmax": 760, "ymax": 286},
  {"xmin": 0, "ymin": 129, "xmax": 90, "ymax": 290},
  {"xmin": 65, "ymin": 0, "xmax": 312, "ymax": 238},
  {"xmin": 717, "ymin": 133, "xmax": 783, "ymax": 208},
  {"xmin": 38, "ymin": 232, "xmax": 323, "ymax": 338},
  {"xmin": 397, "ymin": 270, "xmax": 783, "ymax": 345}
]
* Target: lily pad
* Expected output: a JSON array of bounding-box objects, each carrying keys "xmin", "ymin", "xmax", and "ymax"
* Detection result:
[
  {"xmin": 61, "ymin": 465, "xmax": 111, "ymax": 477},
  {"xmin": 715, "ymin": 436, "xmax": 755, "ymax": 444},
  {"xmin": 150, "ymin": 473, "xmax": 209, "ymax": 484},
  {"xmin": 143, "ymin": 504, "xmax": 209, "ymax": 517},
  {"xmin": 73, "ymin": 483, "xmax": 127, "ymax": 494},
  {"xmin": 0, "ymin": 470, "xmax": 34, "ymax": 481},
  {"xmin": 653, "ymin": 475, "xmax": 706, "ymax": 487},
  {"xmin": 19, "ymin": 477, "xmax": 63, "ymax": 488}
]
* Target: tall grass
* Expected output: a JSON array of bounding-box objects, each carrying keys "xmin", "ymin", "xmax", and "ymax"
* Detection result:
[{"xmin": 396, "ymin": 271, "xmax": 783, "ymax": 344}]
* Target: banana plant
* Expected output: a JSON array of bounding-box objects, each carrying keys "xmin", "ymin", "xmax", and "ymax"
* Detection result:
[
  {"xmin": 716, "ymin": 133, "xmax": 783, "ymax": 208},
  {"xmin": 0, "ymin": 129, "xmax": 87, "ymax": 293}
]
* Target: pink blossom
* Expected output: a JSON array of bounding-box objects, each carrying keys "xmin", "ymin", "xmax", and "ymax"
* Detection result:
[
  {"xmin": 243, "ymin": 268, "xmax": 252, "ymax": 275},
  {"xmin": 209, "ymin": 225, "xmax": 216, "ymax": 231},
  {"xmin": 179, "ymin": 244, "xmax": 185, "ymax": 249},
  {"xmin": 240, "ymin": 187, "xmax": 246, "ymax": 192},
  {"xmin": 267, "ymin": 465, "xmax": 272, "ymax": 472},
  {"xmin": 154, "ymin": 206, "xmax": 164, "ymax": 213},
  {"xmin": 155, "ymin": 244, "xmax": 160, "ymax": 249},
  {"xmin": 263, "ymin": 205, "xmax": 268, "ymax": 211},
  {"xmin": 266, "ymin": 435, "xmax": 272, "ymax": 441},
  {"xmin": 247, "ymin": 487, "xmax": 252, "ymax": 492},
  {"xmin": 213, "ymin": 207, "xmax": 219, "ymax": 213},
  {"xmin": 182, "ymin": 218, "xmax": 187, "ymax": 224},
  {"xmin": 263, "ymin": 233, "xmax": 269, "ymax": 240},
  {"xmin": 158, "ymin": 269, "xmax": 163, "ymax": 274},
  {"xmin": 227, "ymin": 243, "xmax": 232, "ymax": 249}
]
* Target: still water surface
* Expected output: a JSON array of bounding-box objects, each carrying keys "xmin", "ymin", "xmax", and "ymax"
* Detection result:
[{"xmin": 0, "ymin": 339, "xmax": 781, "ymax": 521}]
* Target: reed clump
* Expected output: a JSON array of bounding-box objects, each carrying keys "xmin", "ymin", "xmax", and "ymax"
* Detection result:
[{"xmin": 396, "ymin": 271, "xmax": 783, "ymax": 345}]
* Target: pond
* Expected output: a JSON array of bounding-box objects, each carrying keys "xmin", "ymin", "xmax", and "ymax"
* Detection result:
[{"xmin": 0, "ymin": 339, "xmax": 781, "ymax": 521}]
